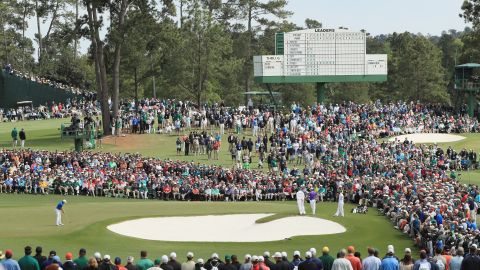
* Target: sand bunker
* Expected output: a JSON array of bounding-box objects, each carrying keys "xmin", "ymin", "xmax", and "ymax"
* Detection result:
[
  {"xmin": 388, "ymin": 133, "xmax": 465, "ymax": 144},
  {"xmin": 107, "ymin": 214, "xmax": 346, "ymax": 242}
]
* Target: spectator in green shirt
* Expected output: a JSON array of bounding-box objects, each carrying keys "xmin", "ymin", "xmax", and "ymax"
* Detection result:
[
  {"xmin": 73, "ymin": 249, "xmax": 88, "ymax": 270},
  {"xmin": 136, "ymin": 251, "xmax": 154, "ymax": 270},
  {"xmin": 319, "ymin": 247, "xmax": 334, "ymax": 270},
  {"xmin": 18, "ymin": 246, "xmax": 40, "ymax": 270},
  {"xmin": 11, "ymin": 127, "xmax": 18, "ymax": 148}
]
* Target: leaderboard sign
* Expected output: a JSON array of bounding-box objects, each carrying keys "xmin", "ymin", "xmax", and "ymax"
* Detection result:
[{"xmin": 254, "ymin": 28, "xmax": 387, "ymax": 79}]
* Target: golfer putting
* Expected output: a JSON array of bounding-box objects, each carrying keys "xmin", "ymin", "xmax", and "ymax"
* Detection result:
[{"xmin": 55, "ymin": 199, "xmax": 67, "ymax": 226}]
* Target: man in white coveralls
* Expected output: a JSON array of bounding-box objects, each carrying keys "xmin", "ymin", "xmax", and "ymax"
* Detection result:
[
  {"xmin": 296, "ymin": 186, "xmax": 306, "ymax": 215},
  {"xmin": 334, "ymin": 190, "xmax": 345, "ymax": 217}
]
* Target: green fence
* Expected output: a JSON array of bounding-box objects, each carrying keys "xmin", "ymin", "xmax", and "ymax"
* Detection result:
[{"xmin": 0, "ymin": 71, "xmax": 78, "ymax": 108}]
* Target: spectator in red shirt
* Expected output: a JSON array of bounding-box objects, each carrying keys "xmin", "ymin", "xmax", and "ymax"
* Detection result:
[{"xmin": 346, "ymin": 247, "xmax": 362, "ymax": 270}]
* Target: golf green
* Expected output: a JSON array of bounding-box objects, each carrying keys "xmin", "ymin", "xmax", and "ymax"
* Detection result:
[{"xmin": 0, "ymin": 194, "xmax": 414, "ymax": 260}]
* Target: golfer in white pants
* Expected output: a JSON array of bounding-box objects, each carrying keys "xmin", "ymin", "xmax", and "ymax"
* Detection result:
[
  {"xmin": 55, "ymin": 199, "xmax": 67, "ymax": 226},
  {"xmin": 334, "ymin": 191, "xmax": 345, "ymax": 217},
  {"xmin": 296, "ymin": 188, "xmax": 306, "ymax": 215},
  {"xmin": 308, "ymin": 189, "xmax": 317, "ymax": 215}
]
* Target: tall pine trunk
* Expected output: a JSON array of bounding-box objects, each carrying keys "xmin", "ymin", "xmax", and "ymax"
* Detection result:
[
  {"xmin": 35, "ymin": 0, "xmax": 42, "ymax": 67},
  {"xmin": 86, "ymin": 1, "xmax": 110, "ymax": 135},
  {"xmin": 112, "ymin": 0, "xmax": 129, "ymax": 119}
]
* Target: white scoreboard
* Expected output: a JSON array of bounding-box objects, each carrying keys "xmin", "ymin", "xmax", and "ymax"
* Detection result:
[{"xmin": 254, "ymin": 28, "xmax": 387, "ymax": 77}]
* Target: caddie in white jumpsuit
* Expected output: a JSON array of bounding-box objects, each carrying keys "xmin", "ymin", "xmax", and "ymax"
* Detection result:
[
  {"xmin": 296, "ymin": 188, "xmax": 306, "ymax": 215},
  {"xmin": 334, "ymin": 191, "xmax": 345, "ymax": 217}
]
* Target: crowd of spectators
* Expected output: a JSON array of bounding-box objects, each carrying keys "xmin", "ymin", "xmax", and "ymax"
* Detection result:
[
  {"xmin": 0, "ymin": 95, "xmax": 99, "ymax": 123},
  {"xmin": 2, "ymin": 100, "xmax": 480, "ymax": 253},
  {"xmin": 3, "ymin": 65, "xmax": 86, "ymax": 95},
  {"xmin": 1, "ymin": 244, "xmax": 480, "ymax": 270},
  {"xmin": 1, "ymin": 65, "xmax": 98, "ymax": 123}
]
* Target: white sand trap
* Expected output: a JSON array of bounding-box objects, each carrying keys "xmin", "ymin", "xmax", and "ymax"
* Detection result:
[
  {"xmin": 388, "ymin": 133, "xmax": 465, "ymax": 144},
  {"xmin": 107, "ymin": 214, "xmax": 346, "ymax": 242}
]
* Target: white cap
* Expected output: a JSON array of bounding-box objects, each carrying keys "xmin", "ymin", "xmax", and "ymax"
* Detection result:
[
  {"xmin": 245, "ymin": 254, "xmax": 251, "ymax": 260},
  {"xmin": 309, "ymin": 248, "xmax": 317, "ymax": 256},
  {"xmin": 387, "ymin": 245, "xmax": 394, "ymax": 254},
  {"xmin": 252, "ymin": 256, "xmax": 259, "ymax": 261},
  {"xmin": 404, "ymin": 248, "xmax": 411, "ymax": 253},
  {"xmin": 170, "ymin": 252, "xmax": 177, "ymax": 259},
  {"xmin": 305, "ymin": 251, "xmax": 312, "ymax": 258},
  {"xmin": 161, "ymin": 255, "xmax": 169, "ymax": 263},
  {"xmin": 258, "ymin": 256, "xmax": 264, "ymax": 262},
  {"xmin": 273, "ymin": 252, "xmax": 282, "ymax": 258},
  {"xmin": 212, "ymin": 253, "xmax": 219, "ymax": 259},
  {"xmin": 62, "ymin": 199, "xmax": 67, "ymax": 203},
  {"xmin": 281, "ymin": 252, "xmax": 287, "ymax": 258},
  {"xmin": 263, "ymin": 252, "xmax": 270, "ymax": 257},
  {"xmin": 187, "ymin": 252, "xmax": 194, "ymax": 259},
  {"xmin": 94, "ymin": 252, "xmax": 101, "ymax": 259},
  {"xmin": 293, "ymin": 251, "xmax": 300, "ymax": 256},
  {"xmin": 104, "ymin": 255, "xmax": 110, "ymax": 260},
  {"xmin": 197, "ymin": 259, "xmax": 204, "ymax": 264}
]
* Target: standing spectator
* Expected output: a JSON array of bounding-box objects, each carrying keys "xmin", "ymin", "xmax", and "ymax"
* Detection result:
[
  {"xmin": 433, "ymin": 249, "xmax": 446, "ymax": 270},
  {"xmin": 181, "ymin": 253, "xmax": 195, "ymax": 270},
  {"xmin": 413, "ymin": 251, "xmax": 432, "ymax": 270},
  {"xmin": 291, "ymin": 251, "xmax": 303, "ymax": 270},
  {"xmin": 84, "ymin": 258, "xmax": 98, "ymax": 270},
  {"xmin": 231, "ymin": 256, "xmax": 240, "ymax": 270},
  {"xmin": 2, "ymin": 250, "xmax": 21, "ymax": 270},
  {"xmin": 137, "ymin": 251, "xmax": 154, "ymax": 270},
  {"xmin": 263, "ymin": 253, "xmax": 275, "ymax": 270},
  {"xmin": 73, "ymin": 249, "xmax": 88, "ymax": 270},
  {"xmin": 274, "ymin": 252, "xmax": 290, "ymax": 270},
  {"xmin": 125, "ymin": 257, "xmax": 138, "ymax": 270},
  {"xmin": 33, "ymin": 248, "xmax": 46, "ymax": 268},
  {"xmin": 460, "ymin": 245, "xmax": 479, "ymax": 270},
  {"xmin": 239, "ymin": 255, "xmax": 252, "ymax": 270},
  {"xmin": 99, "ymin": 255, "xmax": 115, "ymax": 270},
  {"xmin": 114, "ymin": 258, "xmax": 127, "ymax": 270},
  {"xmin": 298, "ymin": 252, "xmax": 319, "ymax": 270},
  {"xmin": 19, "ymin": 129, "xmax": 26, "ymax": 148},
  {"xmin": 41, "ymin": 251, "xmax": 57, "ymax": 270},
  {"xmin": 11, "ymin": 127, "xmax": 18, "ymax": 148},
  {"xmin": 320, "ymin": 248, "xmax": 335, "ymax": 270},
  {"xmin": 449, "ymin": 248, "xmax": 463, "ymax": 270},
  {"xmin": 148, "ymin": 258, "xmax": 162, "ymax": 270},
  {"xmin": 45, "ymin": 256, "xmax": 62, "ymax": 270},
  {"xmin": 18, "ymin": 247, "xmax": 40, "ymax": 270},
  {"xmin": 331, "ymin": 250, "xmax": 353, "ymax": 270},
  {"xmin": 362, "ymin": 248, "xmax": 381, "ymax": 270},
  {"xmin": 168, "ymin": 253, "xmax": 181, "ymax": 270},
  {"xmin": 219, "ymin": 256, "xmax": 236, "ymax": 270},
  {"xmin": 160, "ymin": 256, "xmax": 173, "ymax": 270},
  {"xmin": 399, "ymin": 249, "xmax": 413, "ymax": 270},
  {"xmin": 380, "ymin": 246, "xmax": 398, "ymax": 270},
  {"xmin": 63, "ymin": 253, "xmax": 77, "ymax": 270},
  {"xmin": 205, "ymin": 254, "xmax": 222, "ymax": 270},
  {"xmin": 346, "ymin": 247, "xmax": 361, "ymax": 270}
]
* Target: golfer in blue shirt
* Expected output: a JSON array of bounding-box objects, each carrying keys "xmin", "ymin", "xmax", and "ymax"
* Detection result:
[{"xmin": 55, "ymin": 200, "xmax": 67, "ymax": 226}]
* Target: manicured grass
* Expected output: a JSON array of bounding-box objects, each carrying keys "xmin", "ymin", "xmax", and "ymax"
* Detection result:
[
  {"xmin": 0, "ymin": 194, "xmax": 414, "ymax": 260},
  {"xmin": 0, "ymin": 118, "xmax": 72, "ymax": 151},
  {"xmin": 0, "ymin": 118, "xmax": 261, "ymax": 169}
]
